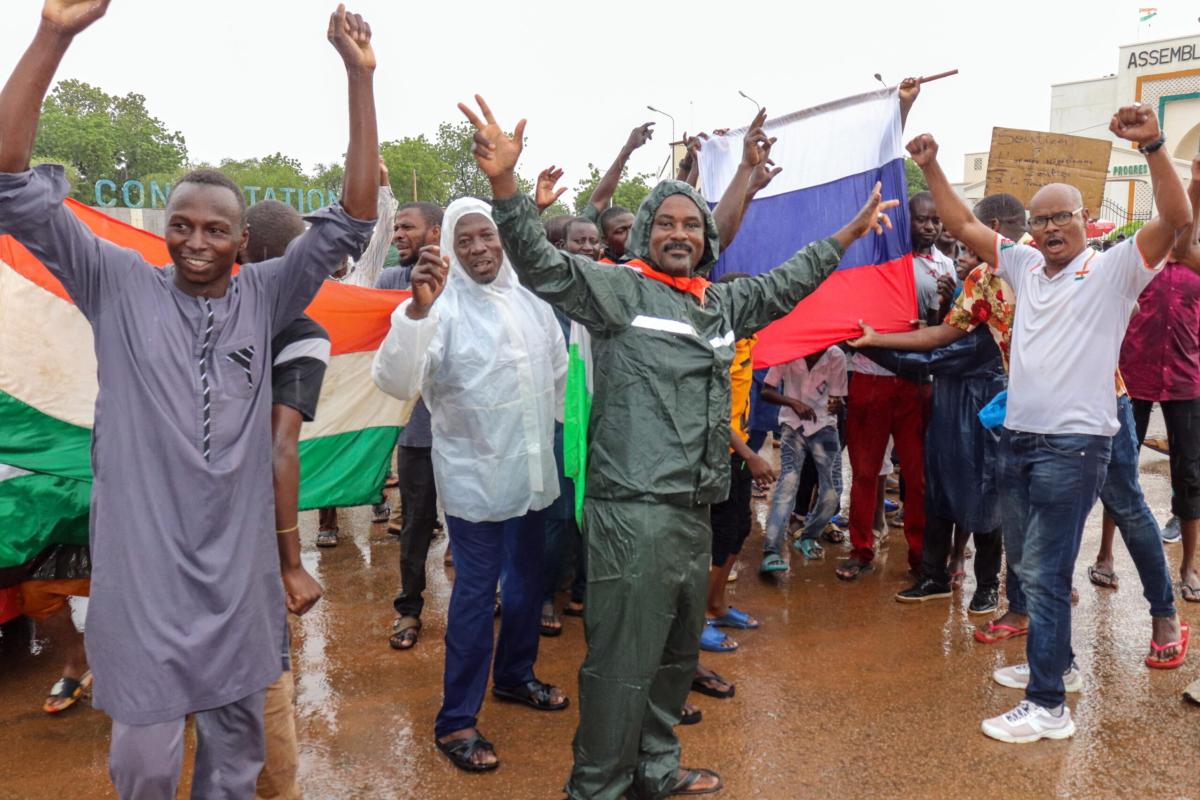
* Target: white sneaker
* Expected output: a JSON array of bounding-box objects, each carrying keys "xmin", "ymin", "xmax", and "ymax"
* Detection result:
[
  {"xmin": 981, "ymin": 700, "xmax": 1075, "ymax": 743},
  {"xmin": 992, "ymin": 662, "xmax": 1083, "ymax": 693}
]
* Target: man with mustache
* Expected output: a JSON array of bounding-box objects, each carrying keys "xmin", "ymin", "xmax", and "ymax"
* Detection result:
[
  {"xmin": 462, "ymin": 95, "xmax": 898, "ymax": 798},
  {"xmin": 906, "ymin": 103, "xmax": 1190, "ymax": 743},
  {"xmin": 0, "ymin": 1, "xmax": 380, "ymax": 793}
]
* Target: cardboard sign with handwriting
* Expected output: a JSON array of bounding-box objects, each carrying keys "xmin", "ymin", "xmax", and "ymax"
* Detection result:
[{"xmin": 984, "ymin": 128, "xmax": 1112, "ymax": 213}]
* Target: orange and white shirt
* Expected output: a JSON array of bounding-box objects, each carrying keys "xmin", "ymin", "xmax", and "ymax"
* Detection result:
[{"xmin": 991, "ymin": 231, "xmax": 1163, "ymax": 436}]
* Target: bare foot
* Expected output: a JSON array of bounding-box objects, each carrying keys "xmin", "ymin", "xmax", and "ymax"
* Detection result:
[{"xmin": 1149, "ymin": 615, "xmax": 1184, "ymax": 663}]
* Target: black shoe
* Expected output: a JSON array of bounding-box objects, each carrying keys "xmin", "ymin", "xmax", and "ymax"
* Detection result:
[
  {"xmin": 895, "ymin": 577, "xmax": 952, "ymax": 603},
  {"xmin": 969, "ymin": 587, "xmax": 999, "ymax": 615}
]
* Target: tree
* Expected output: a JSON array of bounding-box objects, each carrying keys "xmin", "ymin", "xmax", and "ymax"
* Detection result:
[
  {"xmin": 380, "ymin": 135, "xmax": 450, "ymax": 204},
  {"xmin": 34, "ymin": 79, "xmax": 187, "ymax": 200},
  {"xmin": 571, "ymin": 164, "xmax": 655, "ymax": 216},
  {"xmin": 904, "ymin": 158, "xmax": 928, "ymax": 196}
]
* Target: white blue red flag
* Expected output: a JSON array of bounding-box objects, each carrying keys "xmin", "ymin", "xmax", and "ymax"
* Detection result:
[{"xmin": 699, "ymin": 87, "xmax": 915, "ymax": 367}]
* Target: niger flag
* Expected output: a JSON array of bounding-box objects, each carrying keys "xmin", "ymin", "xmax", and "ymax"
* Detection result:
[{"xmin": 0, "ymin": 198, "xmax": 413, "ymax": 572}]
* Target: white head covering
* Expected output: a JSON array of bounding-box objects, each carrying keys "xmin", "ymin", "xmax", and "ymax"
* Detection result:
[{"xmin": 415, "ymin": 197, "xmax": 566, "ymax": 522}]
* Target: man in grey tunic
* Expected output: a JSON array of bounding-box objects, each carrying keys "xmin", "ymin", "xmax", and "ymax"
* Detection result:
[{"xmin": 0, "ymin": 2, "xmax": 380, "ymax": 796}]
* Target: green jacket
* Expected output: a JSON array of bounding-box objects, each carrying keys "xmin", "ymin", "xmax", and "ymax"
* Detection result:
[{"xmin": 493, "ymin": 182, "xmax": 844, "ymax": 506}]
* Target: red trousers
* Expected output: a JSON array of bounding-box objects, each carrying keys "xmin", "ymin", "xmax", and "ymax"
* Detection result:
[{"xmin": 846, "ymin": 373, "xmax": 929, "ymax": 569}]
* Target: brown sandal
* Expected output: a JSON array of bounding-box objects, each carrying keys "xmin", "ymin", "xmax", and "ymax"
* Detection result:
[{"xmin": 388, "ymin": 616, "xmax": 420, "ymax": 650}]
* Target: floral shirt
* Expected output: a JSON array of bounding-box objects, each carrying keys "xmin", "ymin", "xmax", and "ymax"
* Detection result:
[{"xmin": 944, "ymin": 262, "xmax": 1127, "ymax": 396}]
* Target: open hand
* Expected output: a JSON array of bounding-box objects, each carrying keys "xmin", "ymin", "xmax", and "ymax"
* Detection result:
[
  {"xmin": 282, "ymin": 565, "xmax": 324, "ymax": 616},
  {"xmin": 459, "ymin": 95, "xmax": 525, "ymax": 187},
  {"xmin": 42, "ymin": 0, "xmax": 110, "ymax": 35},
  {"xmin": 536, "ymin": 165, "xmax": 566, "ymax": 212},
  {"xmin": 906, "ymin": 133, "xmax": 938, "ymax": 168},
  {"xmin": 1110, "ymin": 103, "xmax": 1162, "ymax": 148},
  {"xmin": 406, "ymin": 245, "xmax": 450, "ymax": 319},
  {"xmin": 846, "ymin": 320, "xmax": 879, "ymax": 348},
  {"xmin": 327, "ymin": 4, "xmax": 375, "ymax": 72},
  {"xmin": 748, "ymin": 159, "xmax": 782, "ymax": 197},
  {"xmin": 841, "ymin": 181, "xmax": 900, "ymax": 243}
]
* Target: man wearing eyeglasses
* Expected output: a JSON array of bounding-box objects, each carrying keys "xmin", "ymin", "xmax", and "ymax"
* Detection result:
[{"xmin": 904, "ymin": 103, "xmax": 1191, "ymax": 743}]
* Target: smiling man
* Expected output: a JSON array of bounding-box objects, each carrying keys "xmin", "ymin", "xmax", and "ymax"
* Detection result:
[
  {"xmin": 461, "ymin": 95, "xmax": 898, "ymax": 799},
  {"xmin": 906, "ymin": 102, "xmax": 1190, "ymax": 744},
  {"xmin": 0, "ymin": 1, "xmax": 379, "ymax": 794}
]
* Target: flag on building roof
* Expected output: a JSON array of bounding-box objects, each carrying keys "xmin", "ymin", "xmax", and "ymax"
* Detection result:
[
  {"xmin": 0, "ymin": 198, "xmax": 413, "ymax": 573},
  {"xmin": 699, "ymin": 87, "xmax": 915, "ymax": 367},
  {"xmin": 1140, "ymin": 7, "xmax": 1158, "ymax": 21}
]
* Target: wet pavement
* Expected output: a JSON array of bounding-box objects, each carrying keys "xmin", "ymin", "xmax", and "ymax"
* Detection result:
[{"xmin": 3, "ymin": 417, "xmax": 1200, "ymax": 799}]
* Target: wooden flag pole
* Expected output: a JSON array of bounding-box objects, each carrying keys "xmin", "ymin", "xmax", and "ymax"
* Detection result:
[{"xmin": 917, "ymin": 69, "xmax": 958, "ymax": 85}]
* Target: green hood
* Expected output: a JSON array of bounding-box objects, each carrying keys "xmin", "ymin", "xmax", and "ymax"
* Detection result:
[{"xmin": 624, "ymin": 180, "xmax": 721, "ymax": 275}]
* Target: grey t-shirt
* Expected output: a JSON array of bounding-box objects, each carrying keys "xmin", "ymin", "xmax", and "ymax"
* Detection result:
[
  {"xmin": 398, "ymin": 397, "xmax": 432, "ymax": 448},
  {"xmin": 376, "ymin": 265, "xmax": 413, "ymax": 291},
  {"xmin": 0, "ymin": 164, "xmax": 374, "ymax": 724}
]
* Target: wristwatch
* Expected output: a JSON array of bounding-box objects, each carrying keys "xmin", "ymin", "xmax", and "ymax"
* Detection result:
[{"xmin": 1138, "ymin": 136, "xmax": 1166, "ymax": 155}]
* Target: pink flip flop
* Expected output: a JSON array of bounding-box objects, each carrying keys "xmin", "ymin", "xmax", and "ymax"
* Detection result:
[
  {"xmin": 1146, "ymin": 621, "xmax": 1190, "ymax": 670},
  {"xmin": 974, "ymin": 621, "xmax": 1028, "ymax": 645}
]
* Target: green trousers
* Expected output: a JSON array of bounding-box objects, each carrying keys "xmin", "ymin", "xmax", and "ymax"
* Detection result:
[{"xmin": 566, "ymin": 498, "xmax": 710, "ymax": 800}]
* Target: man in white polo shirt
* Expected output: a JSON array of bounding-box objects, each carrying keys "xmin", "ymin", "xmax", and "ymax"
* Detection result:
[{"xmin": 907, "ymin": 102, "xmax": 1191, "ymax": 743}]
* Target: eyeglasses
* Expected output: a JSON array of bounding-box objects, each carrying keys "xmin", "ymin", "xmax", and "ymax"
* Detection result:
[{"xmin": 1028, "ymin": 208, "xmax": 1082, "ymax": 231}]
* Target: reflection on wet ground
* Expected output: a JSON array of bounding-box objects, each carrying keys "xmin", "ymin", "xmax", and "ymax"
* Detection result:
[{"xmin": 2, "ymin": 425, "xmax": 1199, "ymax": 799}]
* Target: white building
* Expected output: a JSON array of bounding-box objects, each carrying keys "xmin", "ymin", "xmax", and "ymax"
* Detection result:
[{"xmin": 956, "ymin": 33, "xmax": 1200, "ymax": 222}]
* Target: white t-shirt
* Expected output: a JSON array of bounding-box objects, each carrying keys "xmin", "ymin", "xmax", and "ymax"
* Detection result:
[
  {"xmin": 853, "ymin": 249, "xmax": 956, "ymax": 376},
  {"xmin": 764, "ymin": 348, "xmax": 848, "ymax": 436},
  {"xmin": 992, "ymin": 231, "xmax": 1163, "ymax": 436}
]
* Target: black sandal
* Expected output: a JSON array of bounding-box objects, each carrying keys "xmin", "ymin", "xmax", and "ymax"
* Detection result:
[
  {"xmin": 836, "ymin": 557, "xmax": 873, "ymax": 582},
  {"xmin": 388, "ymin": 616, "xmax": 420, "ymax": 650},
  {"xmin": 679, "ymin": 703, "xmax": 702, "ymax": 726},
  {"xmin": 562, "ymin": 601, "xmax": 584, "ymax": 617},
  {"xmin": 539, "ymin": 606, "xmax": 563, "ymax": 637},
  {"xmin": 691, "ymin": 670, "xmax": 735, "ymax": 699},
  {"xmin": 435, "ymin": 731, "xmax": 499, "ymax": 773},
  {"xmin": 491, "ymin": 679, "xmax": 570, "ymax": 711},
  {"xmin": 668, "ymin": 767, "xmax": 723, "ymax": 796}
]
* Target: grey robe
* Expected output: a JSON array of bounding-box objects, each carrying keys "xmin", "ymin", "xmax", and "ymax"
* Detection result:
[{"xmin": 0, "ymin": 165, "xmax": 374, "ymax": 724}]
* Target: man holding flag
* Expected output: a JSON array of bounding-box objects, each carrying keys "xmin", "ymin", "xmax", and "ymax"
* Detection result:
[{"xmin": 461, "ymin": 94, "xmax": 898, "ymax": 799}]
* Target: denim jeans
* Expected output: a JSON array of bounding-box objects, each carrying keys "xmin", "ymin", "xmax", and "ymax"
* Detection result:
[
  {"xmin": 999, "ymin": 429, "xmax": 1110, "ymax": 710},
  {"xmin": 763, "ymin": 424, "xmax": 840, "ymax": 555}
]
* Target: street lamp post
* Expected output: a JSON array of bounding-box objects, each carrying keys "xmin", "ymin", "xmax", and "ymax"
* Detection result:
[{"xmin": 647, "ymin": 105, "xmax": 678, "ymax": 175}]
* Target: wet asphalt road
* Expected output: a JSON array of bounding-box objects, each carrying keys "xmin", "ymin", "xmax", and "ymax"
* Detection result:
[{"xmin": 2, "ymin": 418, "xmax": 1199, "ymax": 800}]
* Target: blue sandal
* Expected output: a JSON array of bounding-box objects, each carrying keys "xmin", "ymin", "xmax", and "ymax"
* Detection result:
[
  {"xmin": 710, "ymin": 606, "xmax": 760, "ymax": 630},
  {"xmin": 699, "ymin": 623, "xmax": 738, "ymax": 653},
  {"xmin": 759, "ymin": 553, "xmax": 787, "ymax": 574}
]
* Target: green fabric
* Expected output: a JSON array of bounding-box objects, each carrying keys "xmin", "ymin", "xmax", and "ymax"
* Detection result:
[
  {"xmin": 296, "ymin": 426, "xmax": 400, "ymax": 510},
  {"xmin": 0, "ymin": 391, "xmax": 92, "ymax": 480},
  {"xmin": 567, "ymin": 498, "xmax": 710, "ymax": 800},
  {"xmin": 493, "ymin": 191, "xmax": 845, "ymax": 506},
  {"xmin": 0, "ymin": 471, "xmax": 89, "ymax": 571},
  {"xmin": 563, "ymin": 337, "xmax": 592, "ymax": 523},
  {"xmin": 624, "ymin": 179, "xmax": 722, "ymax": 275}
]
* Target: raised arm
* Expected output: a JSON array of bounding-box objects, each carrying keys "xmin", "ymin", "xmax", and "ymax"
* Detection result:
[
  {"xmin": 460, "ymin": 95, "xmax": 638, "ymax": 332},
  {"xmin": 0, "ymin": 1, "xmax": 110, "ymax": 172},
  {"xmin": 907, "ymin": 133, "xmax": 998, "ymax": 264},
  {"xmin": 344, "ymin": 159, "xmax": 397, "ymax": 287},
  {"xmin": 898, "ymin": 77, "xmax": 919, "ymax": 130},
  {"xmin": 587, "ymin": 123, "xmax": 654, "ymax": 214},
  {"xmin": 723, "ymin": 182, "xmax": 901, "ymax": 336},
  {"xmin": 712, "ymin": 109, "xmax": 780, "ymax": 250},
  {"xmin": 1171, "ymin": 156, "xmax": 1200, "ymax": 274},
  {"xmin": 1109, "ymin": 104, "xmax": 1191, "ymax": 266},
  {"xmin": 328, "ymin": 3, "xmax": 378, "ymax": 221}
]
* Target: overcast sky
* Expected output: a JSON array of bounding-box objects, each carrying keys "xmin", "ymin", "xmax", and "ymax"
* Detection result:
[{"xmin": 2, "ymin": 1, "xmax": 1197, "ymax": 202}]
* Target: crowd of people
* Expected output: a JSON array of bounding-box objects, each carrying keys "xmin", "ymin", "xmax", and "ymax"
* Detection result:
[{"xmin": 3, "ymin": 1, "xmax": 1200, "ymax": 798}]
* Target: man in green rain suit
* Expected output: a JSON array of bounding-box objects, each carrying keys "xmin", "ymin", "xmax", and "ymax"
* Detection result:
[{"xmin": 459, "ymin": 96, "xmax": 898, "ymax": 799}]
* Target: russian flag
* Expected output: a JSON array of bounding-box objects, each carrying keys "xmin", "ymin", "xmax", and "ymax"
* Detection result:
[{"xmin": 699, "ymin": 87, "xmax": 915, "ymax": 367}]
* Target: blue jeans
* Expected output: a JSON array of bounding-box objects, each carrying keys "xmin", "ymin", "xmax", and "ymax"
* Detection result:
[
  {"xmin": 763, "ymin": 424, "xmax": 840, "ymax": 555},
  {"xmin": 1000, "ymin": 430, "xmax": 1110, "ymax": 709},
  {"xmin": 1006, "ymin": 397, "xmax": 1176, "ymax": 620},
  {"xmin": 436, "ymin": 509, "xmax": 545, "ymax": 738}
]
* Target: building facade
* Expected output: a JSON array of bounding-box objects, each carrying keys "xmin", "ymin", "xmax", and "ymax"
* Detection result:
[{"xmin": 956, "ymin": 32, "xmax": 1200, "ymax": 223}]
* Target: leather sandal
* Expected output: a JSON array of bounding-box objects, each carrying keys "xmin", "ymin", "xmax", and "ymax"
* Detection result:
[
  {"xmin": 491, "ymin": 679, "xmax": 569, "ymax": 711},
  {"xmin": 435, "ymin": 731, "xmax": 498, "ymax": 772}
]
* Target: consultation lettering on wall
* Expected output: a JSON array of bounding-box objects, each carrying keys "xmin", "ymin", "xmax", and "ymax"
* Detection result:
[
  {"xmin": 1127, "ymin": 43, "xmax": 1200, "ymax": 69},
  {"xmin": 92, "ymin": 180, "xmax": 339, "ymax": 212}
]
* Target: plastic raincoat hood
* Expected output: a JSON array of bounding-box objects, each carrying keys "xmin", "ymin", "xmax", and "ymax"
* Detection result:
[{"xmin": 624, "ymin": 180, "xmax": 722, "ymax": 276}]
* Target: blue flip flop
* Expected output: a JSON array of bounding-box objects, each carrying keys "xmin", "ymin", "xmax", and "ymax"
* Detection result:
[
  {"xmin": 710, "ymin": 606, "xmax": 760, "ymax": 630},
  {"xmin": 699, "ymin": 623, "xmax": 738, "ymax": 652},
  {"xmin": 759, "ymin": 553, "xmax": 787, "ymax": 574}
]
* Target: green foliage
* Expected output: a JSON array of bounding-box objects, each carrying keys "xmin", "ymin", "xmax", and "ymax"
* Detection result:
[
  {"xmin": 312, "ymin": 162, "xmax": 345, "ymax": 194},
  {"xmin": 1112, "ymin": 220, "xmax": 1145, "ymax": 239},
  {"xmin": 571, "ymin": 164, "xmax": 655, "ymax": 215},
  {"xmin": 381, "ymin": 134, "xmax": 450, "ymax": 204},
  {"xmin": 904, "ymin": 158, "xmax": 927, "ymax": 196},
  {"xmin": 34, "ymin": 79, "xmax": 187, "ymax": 201}
]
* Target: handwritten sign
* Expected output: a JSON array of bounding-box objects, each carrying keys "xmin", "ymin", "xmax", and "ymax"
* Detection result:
[{"xmin": 984, "ymin": 128, "xmax": 1112, "ymax": 214}]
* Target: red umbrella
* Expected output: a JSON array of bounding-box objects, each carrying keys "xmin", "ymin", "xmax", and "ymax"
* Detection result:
[{"xmin": 1087, "ymin": 218, "xmax": 1116, "ymax": 238}]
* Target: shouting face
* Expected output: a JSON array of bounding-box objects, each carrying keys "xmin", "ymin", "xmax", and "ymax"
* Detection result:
[
  {"xmin": 393, "ymin": 208, "xmax": 438, "ymax": 267},
  {"xmin": 1028, "ymin": 183, "xmax": 1087, "ymax": 271}
]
